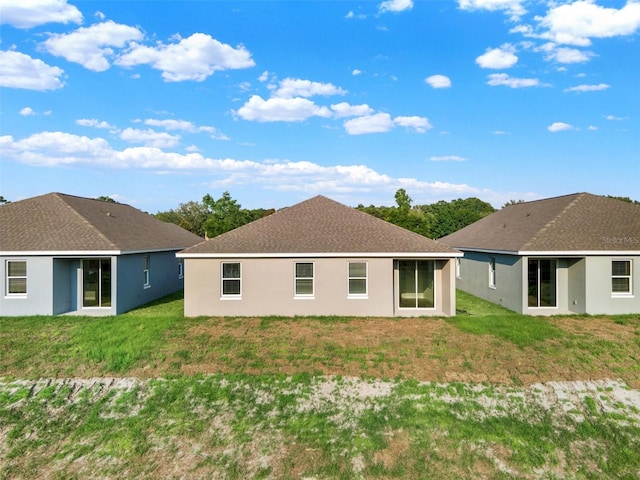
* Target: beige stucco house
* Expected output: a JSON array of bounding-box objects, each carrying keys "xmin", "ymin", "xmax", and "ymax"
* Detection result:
[{"xmin": 178, "ymin": 195, "xmax": 462, "ymax": 317}]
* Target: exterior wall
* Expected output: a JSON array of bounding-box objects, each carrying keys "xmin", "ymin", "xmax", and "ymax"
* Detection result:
[
  {"xmin": 52, "ymin": 258, "xmax": 76, "ymax": 315},
  {"xmin": 1, "ymin": 256, "xmax": 54, "ymax": 316},
  {"xmin": 584, "ymin": 256, "xmax": 640, "ymax": 315},
  {"xmin": 567, "ymin": 258, "xmax": 586, "ymax": 314},
  {"xmin": 184, "ymin": 257, "xmax": 455, "ymax": 317},
  {"xmin": 455, "ymin": 252, "xmax": 523, "ymax": 313},
  {"xmin": 116, "ymin": 251, "xmax": 184, "ymax": 314}
]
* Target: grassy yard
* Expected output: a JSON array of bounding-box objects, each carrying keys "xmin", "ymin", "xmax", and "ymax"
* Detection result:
[{"xmin": 1, "ymin": 292, "xmax": 639, "ymax": 478}]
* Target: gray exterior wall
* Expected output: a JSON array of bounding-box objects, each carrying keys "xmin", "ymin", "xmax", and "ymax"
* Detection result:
[
  {"xmin": 456, "ymin": 252, "xmax": 640, "ymax": 315},
  {"xmin": 115, "ymin": 251, "xmax": 184, "ymax": 314},
  {"xmin": 455, "ymin": 252, "xmax": 523, "ymax": 313},
  {"xmin": 184, "ymin": 257, "xmax": 456, "ymax": 317},
  {"xmin": 1, "ymin": 256, "xmax": 54, "ymax": 316},
  {"xmin": 2, "ymin": 251, "xmax": 185, "ymax": 317},
  {"xmin": 583, "ymin": 256, "xmax": 640, "ymax": 315}
]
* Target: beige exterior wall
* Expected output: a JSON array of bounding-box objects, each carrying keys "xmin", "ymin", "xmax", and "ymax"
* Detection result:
[{"xmin": 184, "ymin": 256, "xmax": 456, "ymax": 317}]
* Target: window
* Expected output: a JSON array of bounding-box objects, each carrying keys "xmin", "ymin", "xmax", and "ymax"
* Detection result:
[
  {"xmin": 528, "ymin": 259, "xmax": 557, "ymax": 307},
  {"xmin": 455, "ymin": 257, "xmax": 461, "ymax": 279},
  {"xmin": 222, "ymin": 262, "xmax": 241, "ymax": 297},
  {"xmin": 178, "ymin": 259, "xmax": 184, "ymax": 279},
  {"xmin": 143, "ymin": 255, "xmax": 151, "ymax": 288},
  {"xmin": 6, "ymin": 260, "xmax": 27, "ymax": 296},
  {"xmin": 398, "ymin": 260, "xmax": 435, "ymax": 308},
  {"xmin": 348, "ymin": 262, "xmax": 367, "ymax": 297},
  {"xmin": 295, "ymin": 262, "xmax": 314, "ymax": 297},
  {"xmin": 489, "ymin": 257, "xmax": 496, "ymax": 288},
  {"xmin": 612, "ymin": 260, "xmax": 632, "ymax": 295},
  {"xmin": 83, "ymin": 258, "xmax": 111, "ymax": 307}
]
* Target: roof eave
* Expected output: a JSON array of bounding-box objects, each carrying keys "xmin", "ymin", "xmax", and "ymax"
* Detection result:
[{"xmin": 177, "ymin": 251, "xmax": 463, "ymax": 259}]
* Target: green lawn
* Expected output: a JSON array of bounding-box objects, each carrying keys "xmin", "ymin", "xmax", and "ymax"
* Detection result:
[{"xmin": 1, "ymin": 291, "xmax": 639, "ymax": 479}]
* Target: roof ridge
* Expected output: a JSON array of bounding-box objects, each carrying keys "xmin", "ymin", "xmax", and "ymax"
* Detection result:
[
  {"xmin": 522, "ymin": 192, "xmax": 585, "ymax": 250},
  {"xmin": 55, "ymin": 193, "xmax": 118, "ymax": 249}
]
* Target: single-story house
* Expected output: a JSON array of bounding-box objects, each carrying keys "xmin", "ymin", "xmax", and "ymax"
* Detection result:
[
  {"xmin": 178, "ymin": 195, "xmax": 462, "ymax": 317},
  {"xmin": 440, "ymin": 193, "xmax": 640, "ymax": 315},
  {"xmin": 1, "ymin": 193, "xmax": 202, "ymax": 316}
]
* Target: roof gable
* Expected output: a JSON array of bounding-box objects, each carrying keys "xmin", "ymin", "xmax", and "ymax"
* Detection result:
[
  {"xmin": 181, "ymin": 195, "xmax": 458, "ymax": 256},
  {"xmin": 0, "ymin": 193, "xmax": 202, "ymax": 253},
  {"xmin": 440, "ymin": 193, "xmax": 640, "ymax": 253}
]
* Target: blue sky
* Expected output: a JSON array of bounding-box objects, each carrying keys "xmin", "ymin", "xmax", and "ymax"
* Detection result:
[{"xmin": 1, "ymin": 0, "xmax": 639, "ymax": 213}]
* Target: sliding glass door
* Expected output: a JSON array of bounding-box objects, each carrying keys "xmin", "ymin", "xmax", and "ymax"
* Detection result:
[
  {"xmin": 399, "ymin": 260, "xmax": 435, "ymax": 308},
  {"xmin": 82, "ymin": 259, "xmax": 111, "ymax": 308},
  {"xmin": 528, "ymin": 259, "xmax": 556, "ymax": 308}
]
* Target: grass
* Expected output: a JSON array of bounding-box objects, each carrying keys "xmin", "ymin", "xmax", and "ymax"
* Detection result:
[{"xmin": 1, "ymin": 290, "xmax": 640, "ymax": 478}]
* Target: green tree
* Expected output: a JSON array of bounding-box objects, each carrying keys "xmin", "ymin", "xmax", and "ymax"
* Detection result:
[
  {"xmin": 0, "ymin": 196, "xmax": 10, "ymax": 204},
  {"xmin": 420, "ymin": 197, "xmax": 495, "ymax": 238},
  {"xmin": 96, "ymin": 196, "xmax": 117, "ymax": 203},
  {"xmin": 155, "ymin": 200, "xmax": 209, "ymax": 237}
]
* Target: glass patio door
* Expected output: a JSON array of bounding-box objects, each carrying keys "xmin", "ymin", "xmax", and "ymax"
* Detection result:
[
  {"xmin": 398, "ymin": 260, "xmax": 435, "ymax": 308},
  {"xmin": 527, "ymin": 259, "xmax": 557, "ymax": 307},
  {"xmin": 82, "ymin": 259, "xmax": 111, "ymax": 307}
]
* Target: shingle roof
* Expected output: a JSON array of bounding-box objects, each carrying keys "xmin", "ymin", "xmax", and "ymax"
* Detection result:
[
  {"xmin": 439, "ymin": 193, "xmax": 640, "ymax": 253},
  {"xmin": 181, "ymin": 195, "xmax": 459, "ymax": 256},
  {"xmin": 0, "ymin": 193, "xmax": 202, "ymax": 253}
]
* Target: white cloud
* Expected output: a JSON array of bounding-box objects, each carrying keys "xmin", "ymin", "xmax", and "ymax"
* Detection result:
[
  {"xmin": 487, "ymin": 73, "xmax": 539, "ymax": 88},
  {"xmin": 76, "ymin": 118, "xmax": 116, "ymax": 129},
  {"xmin": 144, "ymin": 119, "xmax": 229, "ymax": 140},
  {"xmin": 42, "ymin": 21, "xmax": 144, "ymax": 72},
  {"xmin": 475, "ymin": 44, "xmax": 518, "ymax": 69},
  {"xmin": 1, "ymin": 130, "xmax": 487, "ymax": 199},
  {"xmin": 0, "ymin": 0, "xmax": 82, "ymax": 28},
  {"xmin": 458, "ymin": 0, "xmax": 526, "ymax": 20},
  {"xmin": 258, "ymin": 71, "xmax": 270, "ymax": 82},
  {"xmin": 533, "ymin": 0, "xmax": 640, "ymax": 46},
  {"xmin": 425, "ymin": 74, "xmax": 452, "ymax": 88},
  {"xmin": 430, "ymin": 155, "xmax": 467, "ymax": 162},
  {"xmin": 0, "ymin": 50, "xmax": 65, "ymax": 90},
  {"xmin": 235, "ymin": 95, "xmax": 332, "ymax": 122},
  {"xmin": 116, "ymin": 33, "xmax": 255, "ymax": 81},
  {"xmin": 547, "ymin": 122, "xmax": 574, "ymax": 132},
  {"xmin": 273, "ymin": 78, "xmax": 347, "ymax": 98},
  {"xmin": 352, "ymin": 69, "xmax": 362, "ymax": 76},
  {"xmin": 605, "ymin": 115, "xmax": 625, "ymax": 121},
  {"xmin": 588, "ymin": 125, "xmax": 598, "ymax": 131},
  {"xmin": 119, "ymin": 128, "xmax": 181, "ymax": 148},
  {"xmin": 19, "ymin": 107, "xmax": 35, "ymax": 116},
  {"xmin": 330, "ymin": 102, "xmax": 374, "ymax": 118},
  {"xmin": 394, "ymin": 116, "xmax": 432, "ymax": 133},
  {"xmin": 564, "ymin": 83, "xmax": 610, "ymax": 92},
  {"xmin": 344, "ymin": 113, "xmax": 395, "ymax": 135},
  {"xmin": 544, "ymin": 45, "xmax": 593, "ymax": 64},
  {"xmin": 379, "ymin": 0, "xmax": 414, "ymax": 13}
]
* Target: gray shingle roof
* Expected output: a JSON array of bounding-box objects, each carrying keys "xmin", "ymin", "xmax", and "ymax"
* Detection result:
[
  {"xmin": 181, "ymin": 195, "xmax": 459, "ymax": 256},
  {"xmin": 439, "ymin": 193, "xmax": 640, "ymax": 253},
  {"xmin": 0, "ymin": 193, "xmax": 202, "ymax": 253}
]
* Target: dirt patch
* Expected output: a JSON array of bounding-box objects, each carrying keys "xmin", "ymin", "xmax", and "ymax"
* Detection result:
[{"xmin": 128, "ymin": 315, "xmax": 640, "ymax": 388}]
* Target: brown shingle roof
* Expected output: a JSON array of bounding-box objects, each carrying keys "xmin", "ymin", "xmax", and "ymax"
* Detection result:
[
  {"xmin": 0, "ymin": 193, "xmax": 202, "ymax": 253},
  {"xmin": 181, "ymin": 195, "xmax": 459, "ymax": 256},
  {"xmin": 440, "ymin": 193, "xmax": 640, "ymax": 253}
]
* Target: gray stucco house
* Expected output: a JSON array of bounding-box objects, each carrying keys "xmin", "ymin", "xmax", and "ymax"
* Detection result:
[
  {"xmin": 1, "ymin": 193, "xmax": 202, "ymax": 316},
  {"xmin": 440, "ymin": 193, "xmax": 640, "ymax": 315},
  {"xmin": 178, "ymin": 195, "xmax": 462, "ymax": 317}
]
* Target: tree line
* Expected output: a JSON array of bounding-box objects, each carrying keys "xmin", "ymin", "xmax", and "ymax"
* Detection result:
[{"xmin": 152, "ymin": 189, "xmax": 497, "ymax": 240}]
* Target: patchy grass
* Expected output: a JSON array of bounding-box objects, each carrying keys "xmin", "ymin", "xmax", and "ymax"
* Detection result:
[{"xmin": 1, "ymin": 376, "xmax": 639, "ymax": 479}]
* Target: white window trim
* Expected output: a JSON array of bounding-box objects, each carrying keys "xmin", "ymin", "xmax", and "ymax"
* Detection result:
[
  {"xmin": 611, "ymin": 259, "xmax": 633, "ymax": 297},
  {"xmin": 294, "ymin": 261, "xmax": 315, "ymax": 299},
  {"xmin": 5, "ymin": 260, "xmax": 27, "ymax": 298},
  {"xmin": 221, "ymin": 262, "xmax": 242, "ymax": 299},
  {"xmin": 347, "ymin": 261, "xmax": 368, "ymax": 299},
  {"xmin": 178, "ymin": 259, "xmax": 184, "ymax": 279},
  {"xmin": 143, "ymin": 255, "xmax": 151, "ymax": 289},
  {"xmin": 455, "ymin": 257, "xmax": 461, "ymax": 279}
]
